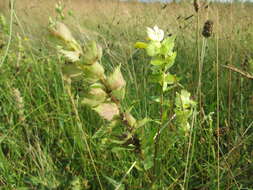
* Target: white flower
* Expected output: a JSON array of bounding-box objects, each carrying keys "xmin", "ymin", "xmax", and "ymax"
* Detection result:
[{"xmin": 146, "ymin": 25, "xmax": 164, "ymax": 42}]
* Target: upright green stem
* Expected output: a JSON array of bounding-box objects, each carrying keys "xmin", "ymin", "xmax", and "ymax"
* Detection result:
[
  {"xmin": 153, "ymin": 72, "xmax": 165, "ymax": 183},
  {"xmin": 228, "ymin": 0, "xmax": 233, "ymax": 130},
  {"xmin": 196, "ymin": 10, "xmax": 201, "ymax": 108}
]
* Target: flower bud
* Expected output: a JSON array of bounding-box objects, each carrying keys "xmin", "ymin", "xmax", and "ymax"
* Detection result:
[
  {"xmin": 93, "ymin": 103, "xmax": 119, "ymax": 121},
  {"xmin": 83, "ymin": 62, "xmax": 105, "ymax": 82},
  {"xmin": 88, "ymin": 88, "xmax": 107, "ymax": 102},
  {"xmin": 82, "ymin": 88, "xmax": 106, "ymax": 107},
  {"xmin": 52, "ymin": 22, "xmax": 75, "ymax": 42},
  {"xmin": 83, "ymin": 41, "xmax": 103, "ymax": 65},
  {"xmin": 107, "ymin": 66, "xmax": 126, "ymax": 91}
]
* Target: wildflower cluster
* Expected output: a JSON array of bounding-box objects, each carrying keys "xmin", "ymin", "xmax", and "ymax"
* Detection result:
[
  {"xmin": 136, "ymin": 26, "xmax": 177, "ymax": 92},
  {"xmin": 136, "ymin": 26, "xmax": 196, "ymax": 137},
  {"xmin": 51, "ymin": 22, "xmax": 140, "ymax": 150}
]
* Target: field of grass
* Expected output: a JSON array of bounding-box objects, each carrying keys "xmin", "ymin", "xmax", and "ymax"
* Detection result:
[{"xmin": 0, "ymin": 0, "xmax": 253, "ymax": 189}]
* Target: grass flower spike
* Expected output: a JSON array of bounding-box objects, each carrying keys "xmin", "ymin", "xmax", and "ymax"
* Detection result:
[{"xmin": 147, "ymin": 25, "xmax": 164, "ymax": 42}]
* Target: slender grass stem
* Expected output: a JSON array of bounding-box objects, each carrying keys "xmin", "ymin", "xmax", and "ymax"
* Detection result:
[
  {"xmin": 216, "ymin": 9, "xmax": 220, "ymax": 190},
  {"xmin": 196, "ymin": 7, "xmax": 201, "ymax": 110},
  {"xmin": 0, "ymin": 0, "xmax": 14, "ymax": 67},
  {"xmin": 183, "ymin": 108, "xmax": 197, "ymax": 189},
  {"xmin": 228, "ymin": 0, "xmax": 233, "ymax": 129},
  {"xmin": 197, "ymin": 38, "xmax": 207, "ymax": 109}
]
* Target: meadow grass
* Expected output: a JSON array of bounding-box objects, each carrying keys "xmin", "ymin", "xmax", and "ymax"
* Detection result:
[{"xmin": 0, "ymin": 0, "xmax": 253, "ymax": 189}]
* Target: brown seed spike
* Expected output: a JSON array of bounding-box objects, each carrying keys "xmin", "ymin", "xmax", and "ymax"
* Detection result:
[
  {"xmin": 193, "ymin": 0, "xmax": 200, "ymax": 13},
  {"xmin": 202, "ymin": 20, "xmax": 214, "ymax": 38}
]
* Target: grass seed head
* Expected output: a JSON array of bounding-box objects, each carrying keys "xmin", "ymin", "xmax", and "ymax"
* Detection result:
[
  {"xmin": 202, "ymin": 20, "xmax": 213, "ymax": 38},
  {"xmin": 193, "ymin": 0, "xmax": 200, "ymax": 13},
  {"xmin": 12, "ymin": 88, "xmax": 25, "ymax": 122}
]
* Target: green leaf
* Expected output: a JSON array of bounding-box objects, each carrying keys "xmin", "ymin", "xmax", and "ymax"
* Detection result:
[
  {"xmin": 146, "ymin": 41, "xmax": 161, "ymax": 57},
  {"xmin": 104, "ymin": 176, "xmax": 125, "ymax": 190},
  {"xmin": 92, "ymin": 125, "xmax": 109, "ymax": 139},
  {"xmin": 69, "ymin": 177, "xmax": 81, "ymax": 190},
  {"xmin": 149, "ymin": 73, "xmax": 163, "ymax": 84},
  {"xmin": 112, "ymin": 146, "xmax": 133, "ymax": 153},
  {"xmin": 143, "ymin": 155, "xmax": 153, "ymax": 170},
  {"xmin": 164, "ymin": 52, "xmax": 177, "ymax": 69},
  {"xmin": 136, "ymin": 117, "xmax": 151, "ymax": 128},
  {"xmin": 165, "ymin": 73, "xmax": 176, "ymax": 84},
  {"xmin": 249, "ymin": 59, "xmax": 253, "ymax": 74},
  {"xmin": 162, "ymin": 81, "xmax": 168, "ymax": 92},
  {"xmin": 150, "ymin": 57, "xmax": 165, "ymax": 66},
  {"xmin": 149, "ymin": 96, "xmax": 160, "ymax": 103},
  {"xmin": 175, "ymin": 90, "xmax": 196, "ymax": 109},
  {"xmin": 161, "ymin": 36, "xmax": 176, "ymax": 56}
]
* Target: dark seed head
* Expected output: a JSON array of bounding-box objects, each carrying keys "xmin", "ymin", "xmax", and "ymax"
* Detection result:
[
  {"xmin": 193, "ymin": 0, "xmax": 200, "ymax": 13},
  {"xmin": 202, "ymin": 20, "xmax": 214, "ymax": 38},
  {"xmin": 162, "ymin": 4, "xmax": 167, "ymax": 10}
]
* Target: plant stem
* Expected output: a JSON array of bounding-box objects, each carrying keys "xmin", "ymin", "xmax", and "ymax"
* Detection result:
[
  {"xmin": 215, "ymin": 9, "xmax": 220, "ymax": 190},
  {"xmin": 0, "ymin": 0, "xmax": 14, "ymax": 67},
  {"xmin": 228, "ymin": 0, "xmax": 233, "ymax": 128},
  {"xmin": 196, "ymin": 7, "xmax": 201, "ymax": 110},
  {"xmin": 153, "ymin": 76, "xmax": 165, "ymax": 183}
]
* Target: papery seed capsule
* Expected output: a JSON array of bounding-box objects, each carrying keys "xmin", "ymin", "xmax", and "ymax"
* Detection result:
[{"xmin": 202, "ymin": 20, "xmax": 214, "ymax": 38}]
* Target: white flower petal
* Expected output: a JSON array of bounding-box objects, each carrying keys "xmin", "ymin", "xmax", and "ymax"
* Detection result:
[{"xmin": 146, "ymin": 25, "xmax": 164, "ymax": 42}]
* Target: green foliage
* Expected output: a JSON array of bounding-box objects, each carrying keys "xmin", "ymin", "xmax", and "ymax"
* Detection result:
[
  {"xmin": 249, "ymin": 58, "xmax": 253, "ymax": 74},
  {"xmin": 0, "ymin": 14, "xmax": 8, "ymax": 34},
  {"xmin": 136, "ymin": 26, "xmax": 179, "ymax": 94},
  {"xmin": 174, "ymin": 90, "xmax": 196, "ymax": 135}
]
